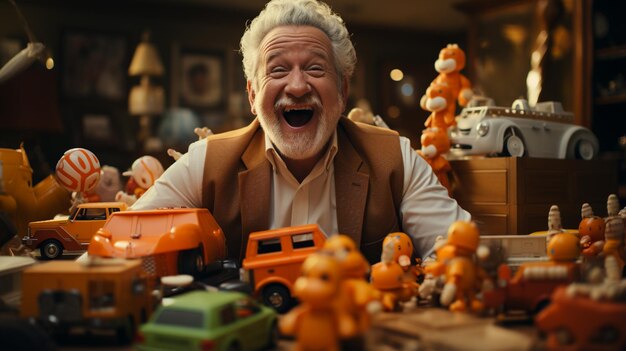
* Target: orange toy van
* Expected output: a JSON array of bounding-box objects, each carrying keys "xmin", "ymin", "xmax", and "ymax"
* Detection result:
[
  {"xmin": 20, "ymin": 259, "xmax": 152, "ymax": 342},
  {"xmin": 88, "ymin": 208, "xmax": 226, "ymax": 278},
  {"xmin": 241, "ymin": 224, "xmax": 326, "ymax": 312}
]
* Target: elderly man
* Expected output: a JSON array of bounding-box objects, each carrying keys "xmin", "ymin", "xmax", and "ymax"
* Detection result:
[{"xmin": 132, "ymin": 0, "xmax": 470, "ymax": 263}]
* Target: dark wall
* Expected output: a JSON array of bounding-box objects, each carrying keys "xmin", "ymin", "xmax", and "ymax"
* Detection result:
[{"xmin": 0, "ymin": 0, "xmax": 463, "ymax": 181}]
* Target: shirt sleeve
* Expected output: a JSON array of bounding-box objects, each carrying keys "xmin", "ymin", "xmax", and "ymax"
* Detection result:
[
  {"xmin": 398, "ymin": 136, "xmax": 471, "ymax": 259},
  {"xmin": 130, "ymin": 138, "xmax": 208, "ymax": 210}
]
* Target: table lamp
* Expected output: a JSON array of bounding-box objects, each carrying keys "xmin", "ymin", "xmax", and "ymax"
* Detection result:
[{"xmin": 128, "ymin": 31, "xmax": 164, "ymax": 147}]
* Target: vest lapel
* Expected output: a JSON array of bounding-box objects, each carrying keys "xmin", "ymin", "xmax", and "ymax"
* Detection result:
[
  {"xmin": 335, "ymin": 125, "xmax": 369, "ymax": 246},
  {"xmin": 238, "ymin": 129, "xmax": 270, "ymax": 258}
]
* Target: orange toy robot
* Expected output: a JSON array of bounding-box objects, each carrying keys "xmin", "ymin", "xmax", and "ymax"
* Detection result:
[
  {"xmin": 280, "ymin": 253, "xmax": 357, "ymax": 351},
  {"xmin": 421, "ymin": 44, "xmax": 473, "ymax": 111},
  {"xmin": 424, "ymin": 221, "xmax": 487, "ymax": 312},
  {"xmin": 423, "ymin": 82, "xmax": 456, "ymax": 130},
  {"xmin": 323, "ymin": 235, "xmax": 380, "ymax": 334},
  {"xmin": 370, "ymin": 237, "xmax": 419, "ymax": 311},
  {"xmin": 417, "ymin": 127, "xmax": 452, "ymax": 194}
]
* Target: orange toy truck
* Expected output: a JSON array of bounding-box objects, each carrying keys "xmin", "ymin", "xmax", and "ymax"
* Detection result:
[
  {"xmin": 88, "ymin": 208, "xmax": 226, "ymax": 278},
  {"xmin": 20, "ymin": 259, "xmax": 153, "ymax": 342},
  {"xmin": 23, "ymin": 202, "xmax": 127, "ymax": 259},
  {"xmin": 240, "ymin": 224, "xmax": 326, "ymax": 312}
]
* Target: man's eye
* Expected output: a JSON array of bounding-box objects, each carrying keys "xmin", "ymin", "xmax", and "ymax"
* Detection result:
[{"xmin": 269, "ymin": 66, "xmax": 287, "ymax": 75}]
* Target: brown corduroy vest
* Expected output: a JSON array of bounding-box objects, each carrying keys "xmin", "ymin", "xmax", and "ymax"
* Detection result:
[{"xmin": 201, "ymin": 117, "xmax": 404, "ymax": 263}]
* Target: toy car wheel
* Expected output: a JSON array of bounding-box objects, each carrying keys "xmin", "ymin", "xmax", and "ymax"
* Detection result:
[
  {"xmin": 503, "ymin": 131, "xmax": 525, "ymax": 157},
  {"xmin": 178, "ymin": 247, "xmax": 205, "ymax": 277},
  {"xmin": 262, "ymin": 284, "xmax": 292, "ymax": 313},
  {"xmin": 40, "ymin": 240, "xmax": 63, "ymax": 259},
  {"xmin": 566, "ymin": 131, "xmax": 599, "ymax": 160},
  {"xmin": 574, "ymin": 139, "xmax": 596, "ymax": 160}
]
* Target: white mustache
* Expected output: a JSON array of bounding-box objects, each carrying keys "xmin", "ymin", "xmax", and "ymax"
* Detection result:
[{"xmin": 275, "ymin": 95, "xmax": 322, "ymax": 110}]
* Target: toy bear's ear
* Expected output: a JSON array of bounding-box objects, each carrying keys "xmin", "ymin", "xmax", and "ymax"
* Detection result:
[{"xmin": 447, "ymin": 43, "xmax": 459, "ymax": 49}]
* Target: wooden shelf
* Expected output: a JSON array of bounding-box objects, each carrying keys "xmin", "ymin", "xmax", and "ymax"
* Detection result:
[
  {"xmin": 595, "ymin": 94, "xmax": 626, "ymax": 105},
  {"xmin": 596, "ymin": 45, "xmax": 626, "ymax": 60}
]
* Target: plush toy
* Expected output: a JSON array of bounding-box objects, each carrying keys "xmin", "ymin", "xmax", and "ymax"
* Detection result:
[
  {"xmin": 421, "ymin": 44, "xmax": 473, "ymax": 112},
  {"xmin": 417, "ymin": 127, "xmax": 452, "ymax": 195},
  {"xmin": 423, "ymin": 82, "xmax": 456, "ymax": 129},
  {"xmin": 115, "ymin": 156, "xmax": 164, "ymax": 206}
]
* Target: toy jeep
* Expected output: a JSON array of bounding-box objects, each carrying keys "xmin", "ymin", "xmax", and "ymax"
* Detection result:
[
  {"xmin": 240, "ymin": 224, "xmax": 326, "ymax": 312},
  {"xmin": 20, "ymin": 259, "xmax": 152, "ymax": 342},
  {"xmin": 88, "ymin": 208, "xmax": 226, "ymax": 279},
  {"xmin": 23, "ymin": 202, "xmax": 127, "ymax": 259}
]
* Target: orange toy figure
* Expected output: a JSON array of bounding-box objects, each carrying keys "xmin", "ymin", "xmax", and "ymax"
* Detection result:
[
  {"xmin": 323, "ymin": 235, "xmax": 380, "ymax": 335},
  {"xmin": 115, "ymin": 156, "xmax": 164, "ymax": 206},
  {"xmin": 578, "ymin": 203, "xmax": 605, "ymax": 257},
  {"xmin": 382, "ymin": 232, "xmax": 423, "ymax": 280},
  {"xmin": 417, "ymin": 127, "xmax": 452, "ymax": 194},
  {"xmin": 424, "ymin": 221, "xmax": 486, "ymax": 313},
  {"xmin": 280, "ymin": 253, "xmax": 356, "ymax": 351},
  {"xmin": 423, "ymin": 82, "xmax": 456, "ymax": 129},
  {"xmin": 370, "ymin": 237, "xmax": 418, "ymax": 311},
  {"xmin": 421, "ymin": 44, "xmax": 473, "ymax": 111}
]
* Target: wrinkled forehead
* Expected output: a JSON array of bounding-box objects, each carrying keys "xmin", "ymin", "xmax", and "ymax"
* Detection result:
[{"xmin": 259, "ymin": 25, "xmax": 334, "ymax": 61}]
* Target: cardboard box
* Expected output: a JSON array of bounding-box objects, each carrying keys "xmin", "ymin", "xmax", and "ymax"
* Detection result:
[{"xmin": 450, "ymin": 157, "xmax": 618, "ymax": 235}]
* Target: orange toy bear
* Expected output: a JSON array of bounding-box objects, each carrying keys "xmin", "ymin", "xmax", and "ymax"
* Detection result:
[
  {"xmin": 280, "ymin": 253, "xmax": 357, "ymax": 351},
  {"xmin": 422, "ymin": 44, "xmax": 473, "ymax": 110},
  {"xmin": 417, "ymin": 127, "xmax": 452, "ymax": 194},
  {"xmin": 423, "ymin": 82, "xmax": 456, "ymax": 129}
]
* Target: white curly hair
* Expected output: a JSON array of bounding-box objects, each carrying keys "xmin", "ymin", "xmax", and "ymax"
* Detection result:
[{"xmin": 240, "ymin": 0, "xmax": 356, "ymax": 91}]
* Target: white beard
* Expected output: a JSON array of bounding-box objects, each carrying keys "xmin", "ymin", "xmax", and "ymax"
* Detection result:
[{"xmin": 257, "ymin": 94, "xmax": 342, "ymax": 160}]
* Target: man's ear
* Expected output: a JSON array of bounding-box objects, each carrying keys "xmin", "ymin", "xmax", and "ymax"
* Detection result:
[{"xmin": 247, "ymin": 80, "xmax": 257, "ymax": 115}]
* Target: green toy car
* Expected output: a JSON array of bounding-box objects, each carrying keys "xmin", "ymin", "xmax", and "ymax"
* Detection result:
[{"xmin": 135, "ymin": 290, "xmax": 279, "ymax": 351}]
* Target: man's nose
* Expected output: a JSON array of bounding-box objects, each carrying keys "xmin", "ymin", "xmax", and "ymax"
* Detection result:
[{"xmin": 284, "ymin": 70, "xmax": 311, "ymax": 97}]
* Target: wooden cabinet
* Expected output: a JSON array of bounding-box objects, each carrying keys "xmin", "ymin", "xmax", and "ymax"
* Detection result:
[{"xmin": 450, "ymin": 157, "xmax": 618, "ymax": 235}]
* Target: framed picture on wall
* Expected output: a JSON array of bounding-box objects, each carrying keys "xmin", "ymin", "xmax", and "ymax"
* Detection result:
[
  {"xmin": 61, "ymin": 30, "xmax": 128, "ymax": 100},
  {"xmin": 176, "ymin": 49, "xmax": 225, "ymax": 109}
]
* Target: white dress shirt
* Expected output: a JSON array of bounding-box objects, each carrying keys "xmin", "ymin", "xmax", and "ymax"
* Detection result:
[{"xmin": 131, "ymin": 129, "xmax": 470, "ymax": 258}]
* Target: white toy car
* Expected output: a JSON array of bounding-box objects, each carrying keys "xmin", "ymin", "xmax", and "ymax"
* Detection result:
[{"xmin": 449, "ymin": 98, "xmax": 599, "ymax": 160}]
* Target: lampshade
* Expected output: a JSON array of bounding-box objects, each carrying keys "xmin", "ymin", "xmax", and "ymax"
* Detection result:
[
  {"xmin": 129, "ymin": 77, "xmax": 164, "ymax": 115},
  {"xmin": 128, "ymin": 40, "xmax": 164, "ymax": 77}
]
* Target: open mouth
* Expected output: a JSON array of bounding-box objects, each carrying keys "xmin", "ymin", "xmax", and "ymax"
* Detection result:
[{"xmin": 283, "ymin": 107, "xmax": 314, "ymax": 127}]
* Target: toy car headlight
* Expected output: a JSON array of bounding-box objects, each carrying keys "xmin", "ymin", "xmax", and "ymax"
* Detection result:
[{"xmin": 476, "ymin": 122, "xmax": 489, "ymax": 136}]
